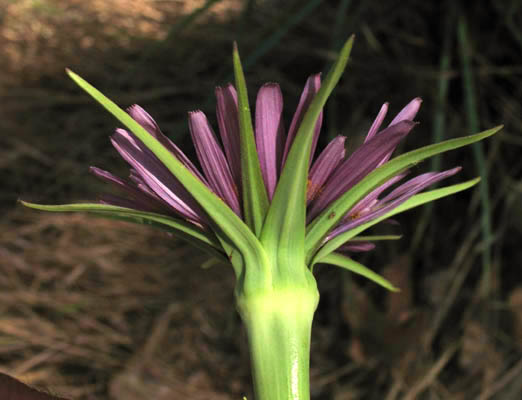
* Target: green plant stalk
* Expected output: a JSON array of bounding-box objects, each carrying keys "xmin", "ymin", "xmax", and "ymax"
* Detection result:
[{"xmin": 237, "ymin": 284, "xmax": 319, "ymax": 400}]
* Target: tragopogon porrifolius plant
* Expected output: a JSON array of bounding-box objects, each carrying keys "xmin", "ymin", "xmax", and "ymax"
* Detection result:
[{"xmin": 22, "ymin": 37, "xmax": 502, "ymax": 400}]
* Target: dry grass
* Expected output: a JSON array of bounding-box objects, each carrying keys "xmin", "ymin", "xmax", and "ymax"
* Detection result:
[
  {"xmin": 0, "ymin": 210, "xmax": 243, "ymax": 398},
  {"xmin": 1, "ymin": 0, "xmax": 521, "ymax": 399}
]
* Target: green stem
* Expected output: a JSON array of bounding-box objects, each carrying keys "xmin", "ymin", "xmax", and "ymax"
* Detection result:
[{"xmin": 237, "ymin": 287, "xmax": 319, "ymax": 400}]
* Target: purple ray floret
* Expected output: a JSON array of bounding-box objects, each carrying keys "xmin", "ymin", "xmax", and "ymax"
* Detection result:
[
  {"xmin": 128, "ymin": 105, "xmax": 208, "ymax": 184},
  {"xmin": 388, "ymin": 97, "xmax": 422, "ymax": 127},
  {"xmin": 89, "ymin": 76, "xmax": 460, "ymax": 259},
  {"xmin": 110, "ymin": 128, "xmax": 204, "ymax": 224},
  {"xmin": 216, "ymin": 84, "xmax": 242, "ymax": 189},
  {"xmin": 326, "ymin": 166, "xmax": 462, "ymax": 240},
  {"xmin": 339, "ymin": 241, "xmax": 376, "ymax": 253},
  {"xmin": 282, "ymin": 74, "xmax": 323, "ymax": 166},
  {"xmin": 308, "ymin": 120, "xmax": 417, "ymax": 220},
  {"xmin": 307, "ymin": 136, "xmax": 346, "ymax": 203},
  {"xmin": 90, "ymin": 166, "xmax": 169, "ymax": 213},
  {"xmin": 188, "ymin": 111, "xmax": 241, "ymax": 216},
  {"xmin": 365, "ymin": 103, "xmax": 389, "ymax": 143},
  {"xmin": 346, "ymin": 172, "xmax": 409, "ymax": 219},
  {"xmin": 255, "ymin": 83, "xmax": 285, "ymax": 200}
]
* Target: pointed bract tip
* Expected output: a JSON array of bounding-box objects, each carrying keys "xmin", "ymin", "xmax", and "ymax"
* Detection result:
[
  {"xmin": 470, "ymin": 176, "xmax": 481, "ymax": 185},
  {"xmin": 18, "ymin": 199, "xmax": 35, "ymax": 208},
  {"xmin": 233, "ymin": 41, "xmax": 239, "ymax": 53},
  {"xmin": 65, "ymin": 68, "xmax": 76, "ymax": 78}
]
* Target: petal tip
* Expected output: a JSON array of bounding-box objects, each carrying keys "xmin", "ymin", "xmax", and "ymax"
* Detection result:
[{"xmin": 261, "ymin": 82, "xmax": 281, "ymax": 89}]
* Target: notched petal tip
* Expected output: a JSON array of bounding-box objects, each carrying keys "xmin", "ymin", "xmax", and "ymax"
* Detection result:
[
  {"xmin": 215, "ymin": 83, "xmax": 236, "ymax": 94},
  {"xmin": 126, "ymin": 104, "xmax": 160, "ymax": 131}
]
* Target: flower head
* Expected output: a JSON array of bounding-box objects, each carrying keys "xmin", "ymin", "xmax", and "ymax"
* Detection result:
[
  {"xmin": 93, "ymin": 91, "xmax": 458, "ymax": 255},
  {"xmin": 22, "ymin": 37, "xmax": 501, "ymax": 292}
]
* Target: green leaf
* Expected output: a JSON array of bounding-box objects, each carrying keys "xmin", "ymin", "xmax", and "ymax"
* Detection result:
[
  {"xmin": 305, "ymin": 125, "xmax": 502, "ymax": 260},
  {"xmin": 312, "ymin": 178, "xmax": 481, "ymax": 263},
  {"xmin": 259, "ymin": 36, "xmax": 355, "ymax": 280},
  {"xmin": 98, "ymin": 214, "xmax": 227, "ymax": 261},
  {"xmin": 65, "ymin": 70, "xmax": 268, "ymax": 282},
  {"xmin": 20, "ymin": 200, "xmax": 222, "ymax": 250},
  {"xmin": 319, "ymin": 252, "xmax": 399, "ymax": 291},
  {"xmin": 233, "ymin": 43, "xmax": 269, "ymax": 237}
]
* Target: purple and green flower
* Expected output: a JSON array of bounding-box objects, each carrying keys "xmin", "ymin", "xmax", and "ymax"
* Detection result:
[{"xmin": 22, "ymin": 37, "xmax": 501, "ymax": 400}]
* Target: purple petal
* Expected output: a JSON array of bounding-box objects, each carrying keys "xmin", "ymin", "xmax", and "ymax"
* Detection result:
[
  {"xmin": 255, "ymin": 83, "xmax": 285, "ymax": 200},
  {"xmin": 338, "ymin": 242, "xmax": 376, "ymax": 253},
  {"xmin": 326, "ymin": 166, "xmax": 461, "ymax": 240},
  {"xmin": 374, "ymin": 99, "xmax": 422, "ymax": 167},
  {"xmin": 90, "ymin": 166, "xmax": 138, "ymax": 194},
  {"xmin": 127, "ymin": 105, "xmax": 208, "ymax": 184},
  {"xmin": 90, "ymin": 166, "xmax": 169, "ymax": 213},
  {"xmin": 128, "ymin": 168, "xmax": 163, "ymax": 199},
  {"xmin": 127, "ymin": 104, "xmax": 162, "ymax": 135},
  {"xmin": 111, "ymin": 129, "xmax": 205, "ymax": 224},
  {"xmin": 308, "ymin": 120, "xmax": 417, "ymax": 220},
  {"xmin": 379, "ymin": 166, "xmax": 462, "ymax": 203},
  {"xmin": 307, "ymin": 136, "xmax": 346, "ymax": 203},
  {"xmin": 388, "ymin": 97, "xmax": 422, "ymax": 126},
  {"xmin": 365, "ymin": 103, "xmax": 389, "ymax": 143},
  {"xmin": 215, "ymin": 85, "xmax": 242, "ymax": 189},
  {"xmin": 282, "ymin": 74, "xmax": 322, "ymax": 167},
  {"xmin": 188, "ymin": 111, "xmax": 241, "ymax": 216},
  {"xmin": 98, "ymin": 193, "xmax": 159, "ymax": 213},
  {"xmin": 346, "ymin": 172, "xmax": 408, "ymax": 219}
]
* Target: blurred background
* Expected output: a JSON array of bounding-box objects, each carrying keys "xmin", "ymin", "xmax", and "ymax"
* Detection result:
[{"xmin": 1, "ymin": 0, "xmax": 521, "ymax": 399}]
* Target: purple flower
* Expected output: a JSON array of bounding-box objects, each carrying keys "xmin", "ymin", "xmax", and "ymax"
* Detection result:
[{"xmin": 91, "ymin": 80, "xmax": 459, "ymax": 254}]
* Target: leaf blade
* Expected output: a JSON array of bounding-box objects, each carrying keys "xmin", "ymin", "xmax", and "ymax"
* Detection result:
[
  {"xmin": 319, "ymin": 252, "xmax": 399, "ymax": 292},
  {"xmin": 20, "ymin": 200, "xmax": 222, "ymax": 249},
  {"xmin": 260, "ymin": 36, "xmax": 355, "ymax": 278},
  {"xmin": 233, "ymin": 44, "xmax": 269, "ymax": 236}
]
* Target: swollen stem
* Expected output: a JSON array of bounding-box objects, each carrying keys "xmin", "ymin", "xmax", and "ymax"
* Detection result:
[{"xmin": 237, "ymin": 287, "xmax": 319, "ymax": 400}]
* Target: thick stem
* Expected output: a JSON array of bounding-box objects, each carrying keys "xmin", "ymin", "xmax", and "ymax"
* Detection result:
[{"xmin": 238, "ymin": 287, "xmax": 319, "ymax": 400}]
